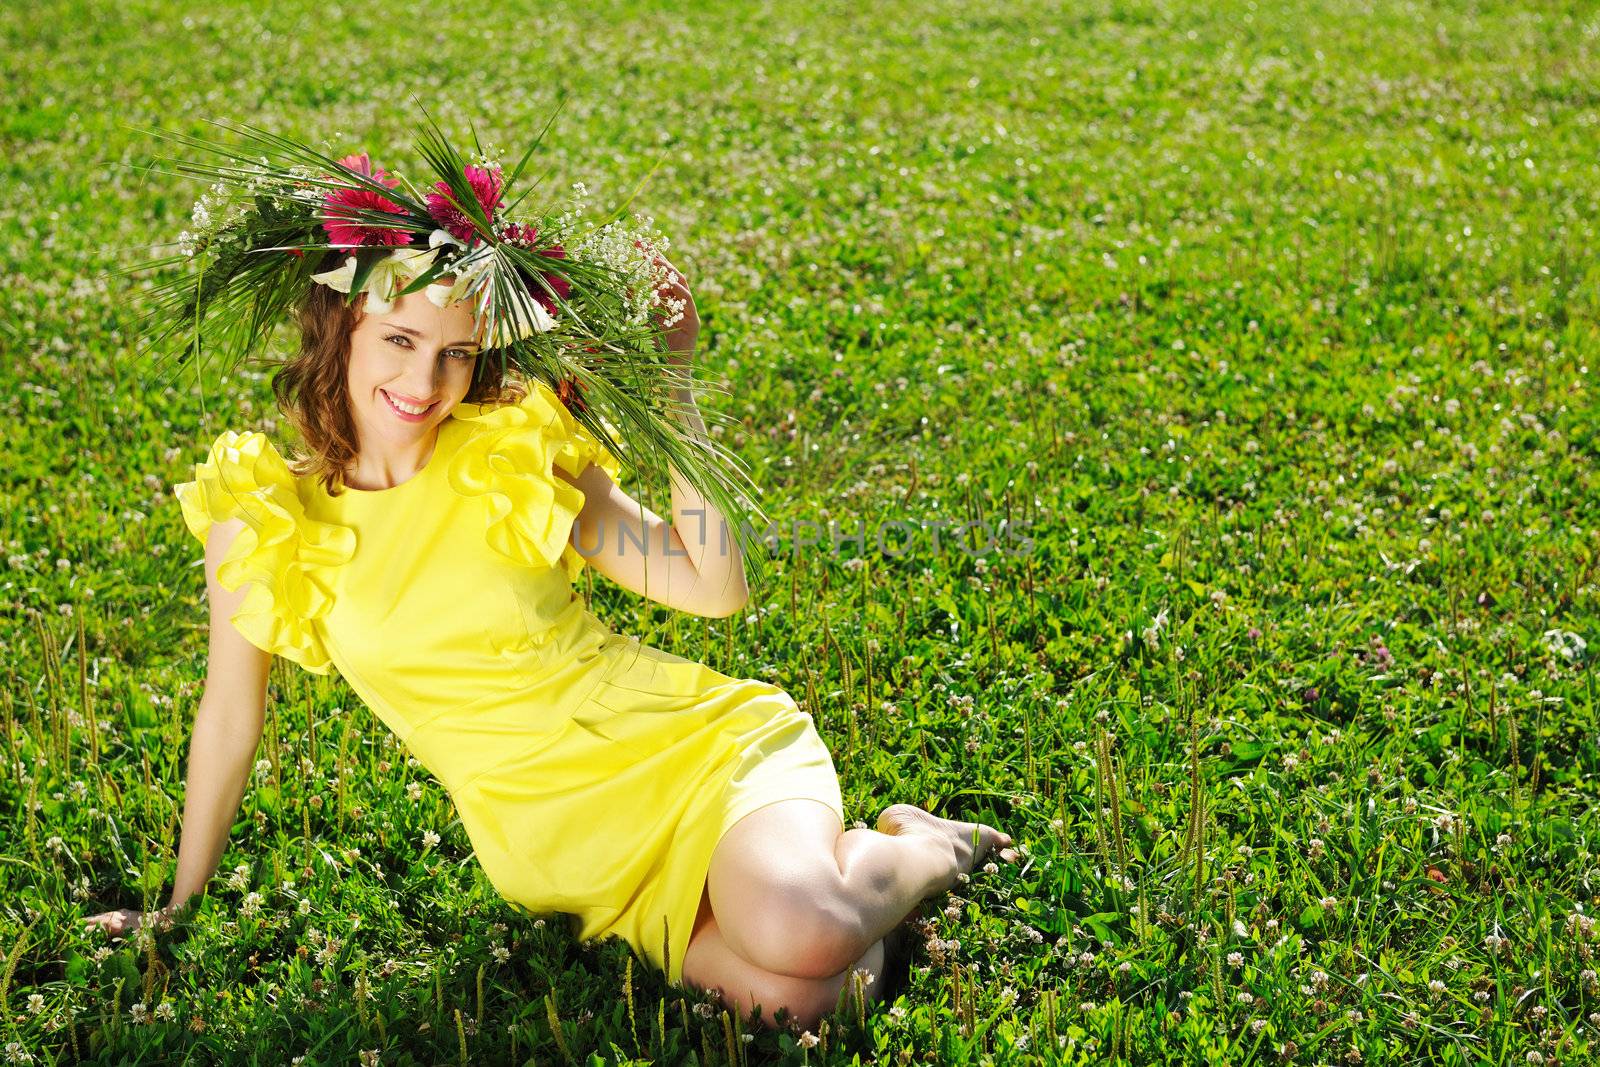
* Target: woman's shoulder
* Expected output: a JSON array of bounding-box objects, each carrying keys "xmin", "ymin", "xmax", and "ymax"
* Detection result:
[
  {"xmin": 444, "ymin": 380, "xmax": 622, "ymax": 581},
  {"xmin": 174, "ymin": 429, "xmax": 300, "ymax": 515},
  {"xmin": 449, "ymin": 379, "xmax": 622, "ymax": 482},
  {"xmin": 171, "ymin": 426, "xmax": 352, "ymax": 674}
]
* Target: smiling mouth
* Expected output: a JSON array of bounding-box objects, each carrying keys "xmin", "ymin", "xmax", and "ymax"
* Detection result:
[{"xmin": 382, "ymin": 389, "xmax": 437, "ymax": 416}]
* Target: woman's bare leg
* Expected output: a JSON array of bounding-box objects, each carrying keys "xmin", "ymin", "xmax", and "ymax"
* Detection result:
[
  {"xmin": 681, "ymin": 886, "xmax": 888, "ymax": 1033},
  {"xmin": 704, "ymin": 799, "xmax": 1018, "ymax": 981}
]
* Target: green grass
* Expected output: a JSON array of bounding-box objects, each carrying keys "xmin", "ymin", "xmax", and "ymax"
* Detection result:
[{"xmin": 3, "ymin": 0, "xmax": 1599, "ymax": 1062}]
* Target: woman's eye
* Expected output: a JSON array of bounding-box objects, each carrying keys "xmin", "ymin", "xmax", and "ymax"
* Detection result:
[{"xmin": 388, "ymin": 335, "xmax": 473, "ymax": 362}]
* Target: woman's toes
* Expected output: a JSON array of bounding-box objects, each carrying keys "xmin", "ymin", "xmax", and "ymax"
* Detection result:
[{"xmin": 875, "ymin": 803, "xmax": 917, "ymax": 835}]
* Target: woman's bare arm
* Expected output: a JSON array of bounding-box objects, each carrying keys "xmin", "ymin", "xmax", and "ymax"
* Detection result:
[
  {"xmin": 561, "ymin": 434, "xmax": 749, "ymax": 619},
  {"xmin": 556, "ymin": 257, "xmax": 750, "ymax": 618},
  {"xmin": 85, "ymin": 515, "xmax": 272, "ymax": 937}
]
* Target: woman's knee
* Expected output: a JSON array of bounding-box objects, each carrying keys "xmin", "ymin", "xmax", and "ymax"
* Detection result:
[
  {"xmin": 682, "ymin": 911, "xmax": 861, "ymax": 1032},
  {"xmin": 708, "ymin": 968, "xmax": 847, "ymax": 1033},
  {"xmin": 706, "ymin": 800, "xmax": 864, "ymax": 979},
  {"xmin": 720, "ymin": 883, "xmax": 868, "ymax": 980}
]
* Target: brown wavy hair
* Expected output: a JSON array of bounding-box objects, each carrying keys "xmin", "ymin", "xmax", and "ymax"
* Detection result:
[{"xmin": 272, "ymin": 254, "xmax": 527, "ymax": 497}]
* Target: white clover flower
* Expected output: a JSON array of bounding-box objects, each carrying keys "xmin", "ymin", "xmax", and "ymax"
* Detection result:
[
  {"xmin": 1140, "ymin": 607, "xmax": 1169, "ymax": 652},
  {"xmin": 421, "ymin": 829, "xmax": 441, "ymax": 849},
  {"xmin": 1541, "ymin": 629, "xmax": 1586, "ymax": 662}
]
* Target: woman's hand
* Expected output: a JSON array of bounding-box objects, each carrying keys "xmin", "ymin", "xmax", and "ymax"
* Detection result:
[
  {"xmin": 84, "ymin": 903, "xmax": 179, "ymax": 941},
  {"xmin": 636, "ymin": 242, "xmax": 699, "ymax": 371}
]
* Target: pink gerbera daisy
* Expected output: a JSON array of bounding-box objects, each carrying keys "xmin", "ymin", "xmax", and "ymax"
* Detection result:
[
  {"xmin": 529, "ymin": 245, "xmax": 571, "ymax": 312},
  {"xmin": 426, "ymin": 164, "xmax": 505, "ymax": 246},
  {"xmin": 503, "ymin": 222, "xmax": 571, "ymax": 312},
  {"xmin": 321, "ymin": 152, "xmax": 413, "ymax": 249}
]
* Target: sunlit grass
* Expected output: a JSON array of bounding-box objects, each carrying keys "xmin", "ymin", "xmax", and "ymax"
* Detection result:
[{"xmin": 2, "ymin": 0, "xmax": 1598, "ymax": 1063}]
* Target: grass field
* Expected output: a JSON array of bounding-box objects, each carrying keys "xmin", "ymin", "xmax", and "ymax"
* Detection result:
[{"xmin": 3, "ymin": 0, "xmax": 1600, "ymax": 1062}]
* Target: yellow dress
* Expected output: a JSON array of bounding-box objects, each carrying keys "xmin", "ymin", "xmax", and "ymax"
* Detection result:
[{"xmin": 171, "ymin": 380, "xmax": 845, "ymax": 985}]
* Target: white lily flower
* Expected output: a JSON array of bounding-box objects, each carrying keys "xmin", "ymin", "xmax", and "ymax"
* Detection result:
[
  {"xmin": 428, "ymin": 228, "xmax": 466, "ymax": 250},
  {"xmin": 485, "ymin": 288, "xmax": 559, "ymax": 346},
  {"xmin": 311, "ymin": 247, "xmax": 441, "ymax": 313},
  {"xmin": 361, "ymin": 246, "xmax": 440, "ymax": 314},
  {"xmin": 310, "ymin": 255, "xmax": 359, "ymax": 294},
  {"xmin": 426, "ymin": 240, "xmax": 496, "ymax": 309}
]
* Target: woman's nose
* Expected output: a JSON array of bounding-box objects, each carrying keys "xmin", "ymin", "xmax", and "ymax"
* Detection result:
[{"xmin": 405, "ymin": 355, "xmax": 444, "ymax": 395}]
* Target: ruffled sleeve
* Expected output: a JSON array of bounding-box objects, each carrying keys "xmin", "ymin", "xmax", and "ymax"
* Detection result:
[
  {"xmin": 172, "ymin": 430, "xmax": 357, "ymax": 674},
  {"xmin": 445, "ymin": 380, "xmax": 624, "ymax": 583}
]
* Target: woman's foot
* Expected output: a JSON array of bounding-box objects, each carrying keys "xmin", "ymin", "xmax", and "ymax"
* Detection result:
[{"xmin": 875, "ymin": 803, "xmax": 1020, "ymax": 889}]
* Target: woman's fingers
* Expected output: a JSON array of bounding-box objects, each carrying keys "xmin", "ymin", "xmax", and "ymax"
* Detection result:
[
  {"xmin": 84, "ymin": 908, "xmax": 146, "ymax": 938},
  {"xmin": 84, "ymin": 911, "xmax": 123, "ymax": 936}
]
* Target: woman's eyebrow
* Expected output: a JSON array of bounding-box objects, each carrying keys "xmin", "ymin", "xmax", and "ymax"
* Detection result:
[{"xmin": 382, "ymin": 322, "xmax": 481, "ymax": 348}]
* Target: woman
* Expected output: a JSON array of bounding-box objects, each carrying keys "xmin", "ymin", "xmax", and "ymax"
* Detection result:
[{"xmin": 85, "ymin": 256, "xmax": 1019, "ymax": 1032}]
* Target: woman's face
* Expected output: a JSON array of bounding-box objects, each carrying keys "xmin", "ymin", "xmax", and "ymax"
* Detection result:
[{"xmin": 345, "ymin": 282, "xmax": 482, "ymax": 450}]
